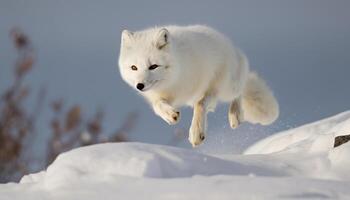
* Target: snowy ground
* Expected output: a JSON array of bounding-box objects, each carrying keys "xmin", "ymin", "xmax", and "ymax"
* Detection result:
[{"xmin": 1, "ymin": 111, "xmax": 350, "ymax": 200}]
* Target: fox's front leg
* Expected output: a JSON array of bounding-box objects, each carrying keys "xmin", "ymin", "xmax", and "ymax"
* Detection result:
[
  {"xmin": 189, "ymin": 95, "xmax": 213, "ymax": 147},
  {"xmin": 152, "ymin": 99, "xmax": 180, "ymax": 125}
]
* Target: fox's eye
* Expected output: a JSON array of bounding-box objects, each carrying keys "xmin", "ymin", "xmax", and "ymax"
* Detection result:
[
  {"xmin": 149, "ymin": 64, "xmax": 159, "ymax": 70},
  {"xmin": 131, "ymin": 65, "xmax": 138, "ymax": 71}
]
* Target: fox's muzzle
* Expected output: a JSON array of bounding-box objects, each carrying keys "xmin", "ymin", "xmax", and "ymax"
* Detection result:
[{"xmin": 136, "ymin": 83, "xmax": 145, "ymax": 91}]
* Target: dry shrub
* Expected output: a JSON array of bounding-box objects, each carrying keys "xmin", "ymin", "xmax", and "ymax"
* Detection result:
[{"xmin": 0, "ymin": 29, "xmax": 138, "ymax": 182}]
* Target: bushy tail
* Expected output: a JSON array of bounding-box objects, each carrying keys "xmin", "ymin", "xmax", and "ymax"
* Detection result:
[{"xmin": 241, "ymin": 72, "xmax": 279, "ymax": 125}]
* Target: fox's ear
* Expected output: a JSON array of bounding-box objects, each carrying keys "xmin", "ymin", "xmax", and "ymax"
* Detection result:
[
  {"xmin": 121, "ymin": 30, "xmax": 133, "ymax": 45},
  {"xmin": 155, "ymin": 28, "xmax": 169, "ymax": 50}
]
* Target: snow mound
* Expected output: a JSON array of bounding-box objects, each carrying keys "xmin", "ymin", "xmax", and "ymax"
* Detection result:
[
  {"xmin": 245, "ymin": 111, "xmax": 350, "ymax": 154},
  {"xmin": 244, "ymin": 111, "xmax": 350, "ymax": 180},
  {"xmin": 21, "ymin": 142, "xmax": 286, "ymax": 188},
  {"xmin": 1, "ymin": 111, "xmax": 350, "ymax": 199}
]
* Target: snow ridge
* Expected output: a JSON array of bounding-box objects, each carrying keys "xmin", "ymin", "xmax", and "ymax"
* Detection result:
[{"xmin": 1, "ymin": 111, "xmax": 350, "ymax": 200}]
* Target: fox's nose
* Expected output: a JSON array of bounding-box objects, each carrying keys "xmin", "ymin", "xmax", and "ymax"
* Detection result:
[{"xmin": 136, "ymin": 83, "xmax": 145, "ymax": 91}]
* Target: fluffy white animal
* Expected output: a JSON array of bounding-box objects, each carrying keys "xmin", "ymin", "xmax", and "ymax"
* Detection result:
[{"xmin": 118, "ymin": 25, "xmax": 279, "ymax": 147}]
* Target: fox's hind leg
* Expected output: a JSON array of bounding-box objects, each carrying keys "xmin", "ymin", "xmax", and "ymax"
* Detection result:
[
  {"xmin": 228, "ymin": 97, "xmax": 244, "ymax": 129},
  {"xmin": 189, "ymin": 94, "xmax": 216, "ymax": 147}
]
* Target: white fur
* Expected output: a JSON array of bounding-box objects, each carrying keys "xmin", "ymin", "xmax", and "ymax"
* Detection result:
[{"xmin": 118, "ymin": 25, "xmax": 279, "ymax": 147}]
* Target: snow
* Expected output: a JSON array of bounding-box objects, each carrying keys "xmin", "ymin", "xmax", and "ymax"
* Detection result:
[
  {"xmin": 1, "ymin": 112, "xmax": 350, "ymax": 199},
  {"xmin": 245, "ymin": 111, "xmax": 350, "ymax": 154}
]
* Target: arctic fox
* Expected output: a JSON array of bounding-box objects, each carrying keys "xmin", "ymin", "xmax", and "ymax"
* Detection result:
[{"xmin": 118, "ymin": 25, "xmax": 279, "ymax": 147}]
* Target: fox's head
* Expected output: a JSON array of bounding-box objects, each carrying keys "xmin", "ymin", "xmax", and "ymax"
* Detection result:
[{"xmin": 118, "ymin": 28, "xmax": 177, "ymax": 92}]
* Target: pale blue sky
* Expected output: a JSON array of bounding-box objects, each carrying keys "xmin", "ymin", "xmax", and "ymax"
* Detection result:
[{"xmin": 1, "ymin": 0, "xmax": 350, "ymax": 154}]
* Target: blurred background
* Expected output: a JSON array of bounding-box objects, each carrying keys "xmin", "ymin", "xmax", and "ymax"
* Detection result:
[{"xmin": 1, "ymin": 0, "xmax": 349, "ymax": 182}]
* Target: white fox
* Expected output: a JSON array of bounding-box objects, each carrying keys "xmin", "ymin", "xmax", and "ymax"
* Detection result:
[{"xmin": 118, "ymin": 25, "xmax": 279, "ymax": 147}]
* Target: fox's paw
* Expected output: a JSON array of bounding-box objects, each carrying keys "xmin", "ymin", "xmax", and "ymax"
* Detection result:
[
  {"xmin": 163, "ymin": 110, "xmax": 180, "ymax": 125},
  {"xmin": 154, "ymin": 104, "xmax": 180, "ymax": 125},
  {"xmin": 188, "ymin": 125, "xmax": 206, "ymax": 147},
  {"xmin": 229, "ymin": 112, "xmax": 241, "ymax": 129},
  {"xmin": 228, "ymin": 102, "xmax": 244, "ymax": 129}
]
